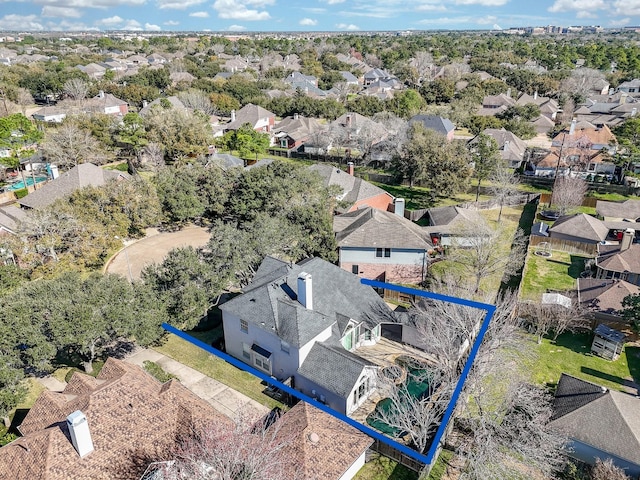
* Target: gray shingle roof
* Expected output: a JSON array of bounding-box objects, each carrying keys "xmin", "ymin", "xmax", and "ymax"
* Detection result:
[
  {"xmin": 426, "ymin": 206, "xmax": 484, "ymax": 229},
  {"xmin": 409, "ymin": 115, "xmax": 455, "ymax": 136},
  {"xmin": 297, "ymin": 342, "xmax": 374, "ymax": 397},
  {"xmin": 550, "ymin": 373, "xmax": 640, "ymax": 465},
  {"xmin": 597, "ymin": 199, "xmax": 640, "ymax": 220},
  {"xmin": 226, "ymin": 103, "xmax": 275, "ymax": 130},
  {"xmin": 308, "ymin": 163, "xmax": 392, "ymax": 210},
  {"xmin": 549, "ymin": 213, "xmax": 609, "ymax": 243},
  {"xmin": 578, "ymin": 278, "xmax": 640, "ymax": 315},
  {"xmin": 597, "ymin": 244, "xmax": 640, "ymax": 274},
  {"xmin": 18, "ymin": 164, "xmax": 129, "ymax": 209},
  {"xmin": 220, "ymin": 256, "xmax": 391, "ymax": 347},
  {"xmin": 334, "ymin": 207, "xmax": 432, "ymax": 250}
]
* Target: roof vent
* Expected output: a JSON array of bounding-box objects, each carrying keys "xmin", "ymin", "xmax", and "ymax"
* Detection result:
[{"xmin": 308, "ymin": 432, "xmax": 320, "ymax": 444}]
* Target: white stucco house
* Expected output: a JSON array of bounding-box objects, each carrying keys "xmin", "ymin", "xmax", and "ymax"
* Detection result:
[{"xmin": 220, "ymin": 256, "xmax": 393, "ymax": 415}]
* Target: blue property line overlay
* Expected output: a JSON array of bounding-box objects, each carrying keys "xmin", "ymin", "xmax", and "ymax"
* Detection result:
[{"xmin": 162, "ymin": 279, "xmax": 496, "ymax": 466}]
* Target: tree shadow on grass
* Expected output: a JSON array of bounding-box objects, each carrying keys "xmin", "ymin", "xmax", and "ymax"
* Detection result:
[
  {"xmin": 568, "ymin": 255, "xmax": 588, "ymax": 279},
  {"xmin": 552, "ymin": 332, "xmax": 592, "ymax": 355},
  {"xmin": 581, "ymin": 366, "xmax": 639, "ymax": 394}
]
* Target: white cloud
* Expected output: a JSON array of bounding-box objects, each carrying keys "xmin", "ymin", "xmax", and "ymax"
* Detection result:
[
  {"xmin": 576, "ymin": 10, "xmax": 596, "ymax": 18},
  {"xmin": 548, "ymin": 0, "xmax": 606, "ymax": 13},
  {"xmin": 227, "ymin": 24, "xmax": 247, "ymax": 30},
  {"xmin": 299, "ymin": 17, "xmax": 317, "ymax": 26},
  {"xmin": 35, "ymin": 0, "xmax": 146, "ymax": 8},
  {"xmin": 145, "ymin": 22, "xmax": 161, "ymax": 30},
  {"xmin": 157, "ymin": 0, "xmax": 206, "ymax": 9},
  {"xmin": 453, "ymin": 0, "xmax": 508, "ymax": 5},
  {"xmin": 302, "ymin": 7, "xmax": 326, "ymax": 13},
  {"xmin": 0, "ymin": 14, "xmax": 44, "ymax": 30},
  {"xmin": 190, "ymin": 11, "xmax": 209, "ymax": 17},
  {"xmin": 416, "ymin": 4, "xmax": 447, "ymax": 12},
  {"xmin": 609, "ymin": 17, "xmax": 631, "ymax": 26},
  {"xmin": 41, "ymin": 6, "xmax": 83, "ymax": 17},
  {"xmin": 123, "ymin": 19, "xmax": 142, "ymax": 29},
  {"xmin": 613, "ymin": 0, "xmax": 640, "ymax": 16},
  {"xmin": 323, "ymin": 0, "xmax": 346, "ymax": 4},
  {"xmin": 476, "ymin": 15, "xmax": 497, "ymax": 24},
  {"xmin": 336, "ymin": 23, "xmax": 360, "ymax": 30},
  {"xmin": 493, "ymin": 23, "xmax": 502, "ymax": 30},
  {"xmin": 164, "ymin": 20, "xmax": 179, "ymax": 25},
  {"xmin": 213, "ymin": 0, "xmax": 272, "ymax": 21},
  {"xmin": 417, "ymin": 16, "xmax": 472, "ymax": 25},
  {"xmin": 97, "ymin": 15, "xmax": 125, "ymax": 26}
]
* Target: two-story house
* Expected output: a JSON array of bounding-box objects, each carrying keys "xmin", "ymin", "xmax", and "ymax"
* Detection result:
[{"xmin": 220, "ymin": 256, "xmax": 392, "ymax": 415}]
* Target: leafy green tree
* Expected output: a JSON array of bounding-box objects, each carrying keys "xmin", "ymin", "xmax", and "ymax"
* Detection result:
[
  {"xmin": 0, "ymin": 113, "xmax": 43, "ymax": 167},
  {"xmin": 154, "ymin": 165, "xmax": 206, "ymax": 224},
  {"xmin": 386, "ymin": 89, "xmax": 426, "ymax": 119},
  {"xmin": 421, "ymin": 78, "xmax": 456, "ymax": 104},
  {"xmin": 622, "ymin": 293, "xmax": 640, "ymax": 328},
  {"xmin": 117, "ymin": 112, "xmax": 148, "ymax": 159},
  {"xmin": 469, "ymin": 133, "xmax": 501, "ymax": 201},
  {"xmin": 0, "ymin": 358, "xmax": 26, "ymax": 423},
  {"xmin": 614, "ymin": 118, "xmax": 640, "ymax": 166},
  {"xmin": 391, "ymin": 123, "xmax": 472, "ymax": 194},
  {"xmin": 217, "ymin": 124, "xmax": 270, "ymax": 159}
]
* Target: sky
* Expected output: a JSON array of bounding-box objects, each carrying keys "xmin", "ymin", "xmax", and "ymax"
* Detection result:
[{"xmin": 0, "ymin": 0, "xmax": 637, "ymax": 33}]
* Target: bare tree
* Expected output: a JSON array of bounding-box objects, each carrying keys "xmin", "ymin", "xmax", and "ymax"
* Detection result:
[
  {"xmin": 457, "ymin": 379, "xmax": 567, "ymax": 480},
  {"xmin": 373, "ymin": 361, "xmax": 455, "ymax": 454},
  {"xmin": 63, "ymin": 78, "xmax": 89, "ymax": 105},
  {"xmin": 41, "ymin": 123, "xmax": 114, "ymax": 170},
  {"xmin": 210, "ymin": 43, "xmax": 225, "ymax": 56},
  {"xmin": 518, "ymin": 301, "xmax": 589, "ymax": 344},
  {"xmin": 17, "ymin": 208, "xmax": 80, "ymax": 263},
  {"xmin": 446, "ymin": 218, "xmax": 527, "ymax": 294},
  {"xmin": 591, "ymin": 458, "xmax": 630, "ymax": 480},
  {"xmin": 488, "ymin": 164, "xmax": 521, "ymax": 223},
  {"xmin": 551, "ymin": 175, "xmax": 587, "ymax": 216},
  {"xmin": 411, "ymin": 51, "xmax": 434, "ymax": 84},
  {"xmin": 167, "ymin": 407, "xmax": 297, "ymax": 480},
  {"xmin": 561, "ymin": 68, "xmax": 606, "ymax": 99},
  {"xmin": 442, "ymin": 62, "xmax": 471, "ymax": 81},
  {"xmin": 178, "ymin": 89, "xmax": 216, "ymax": 115},
  {"xmin": 16, "ymin": 87, "xmax": 33, "ymax": 115},
  {"xmin": 139, "ymin": 142, "xmax": 165, "ymax": 171}
]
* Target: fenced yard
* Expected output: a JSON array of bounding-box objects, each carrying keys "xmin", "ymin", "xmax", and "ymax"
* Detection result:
[{"xmin": 519, "ymin": 249, "xmax": 591, "ymax": 301}]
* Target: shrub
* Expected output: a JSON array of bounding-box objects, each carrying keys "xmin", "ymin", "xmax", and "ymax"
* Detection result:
[{"xmin": 143, "ymin": 360, "xmax": 179, "ymax": 383}]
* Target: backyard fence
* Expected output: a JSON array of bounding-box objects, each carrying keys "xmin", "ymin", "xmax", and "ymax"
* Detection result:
[
  {"xmin": 370, "ymin": 439, "xmax": 427, "ymax": 473},
  {"xmin": 529, "ymin": 235, "xmax": 598, "ymax": 256}
]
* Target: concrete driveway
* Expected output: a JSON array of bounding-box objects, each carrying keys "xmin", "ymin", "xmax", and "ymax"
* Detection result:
[{"xmin": 105, "ymin": 225, "xmax": 210, "ymax": 281}]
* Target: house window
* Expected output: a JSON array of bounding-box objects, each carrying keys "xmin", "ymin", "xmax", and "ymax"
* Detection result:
[
  {"xmin": 251, "ymin": 344, "xmax": 272, "ymax": 374},
  {"xmin": 281, "ymin": 340, "xmax": 290, "ymax": 354},
  {"xmin": 364, "ymin": 329, "xmax": 372, "ymax": 341},
  {"xmin": 242, "ymin": 343, "xmax": 251, "ymax": 360},
  {"xmin": 240, "ymin": 319, "xmax": 248, "ymax": 334},
  {"xmin": 352, "ymin": 265, "xmax": 359, "ymax": 274},
  {"xmin": 353, "ymin": 377, "xmax": 369, "ymax": 405},
  {"xmin": 384, "ymin": 248, "xmax": 391, "ymax": 257},
  {"xmin": 376, "ymin": 248, "xmax": 383, "ymax": 257}
]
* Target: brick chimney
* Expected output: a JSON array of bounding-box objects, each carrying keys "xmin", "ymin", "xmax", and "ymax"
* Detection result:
[
  {"xmin": 67, "ymin": 411, "xmax": 94, "ymax": 458},
  {"xmin": 347, "ymin": 162, "xmax": 354, "ymax": 176},
  {"xmin": 297, "ymin": 272, "xmax": 312, "ymax": 310}
]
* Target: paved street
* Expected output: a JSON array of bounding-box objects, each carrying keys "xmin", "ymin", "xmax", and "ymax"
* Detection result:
[{"xmin": 105, "ymin": 225, "xmax": 210, "ymax": 281}]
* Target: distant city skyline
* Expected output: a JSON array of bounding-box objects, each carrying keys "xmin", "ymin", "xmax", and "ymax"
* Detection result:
[{"xmin": 0, "ymin": 0, "xmax": 634, "ymax": 33}]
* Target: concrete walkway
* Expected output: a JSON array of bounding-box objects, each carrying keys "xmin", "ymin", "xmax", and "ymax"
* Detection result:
[
  {"xmin": 34, "ymin": 348, "xmax": 270, "ymax": 421},
  {"xmin": 124, "ymin": 348, "xmax": 270, "ymax": 419}
]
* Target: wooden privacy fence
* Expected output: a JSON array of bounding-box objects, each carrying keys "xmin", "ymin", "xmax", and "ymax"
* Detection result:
[{"xmin": 529, "ymin": 235, "xmax": 598, "ymax": 256}]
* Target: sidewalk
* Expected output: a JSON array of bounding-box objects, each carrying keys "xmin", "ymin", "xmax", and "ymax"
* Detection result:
[
  {"xmin": 35, "ymin": 348, "xmax": 270, "ymax": 421},
  {"xmin": 124, "ymin": 347, "xmax": 270, "ymax": 419}
]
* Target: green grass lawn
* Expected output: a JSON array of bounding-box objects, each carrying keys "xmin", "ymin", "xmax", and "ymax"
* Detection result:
[
  {"xmin": 354, "ymin": 449, "xmax": 454, "ymax": 480},
  {"xmin": 532, "ymin": 332, "xmax": 640, "ymax": 392},
  {"xmin": 519, "ymin": 249, "xmax": 589, "ymax": 301},
  {"xmin": 154, "ymin": 332, "xmax": 283, "ymax": 410}
]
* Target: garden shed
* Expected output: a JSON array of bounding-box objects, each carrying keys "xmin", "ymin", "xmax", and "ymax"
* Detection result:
[{"xmin": 591, "ymin": 323, "xmax": 625, "ymax": 360}]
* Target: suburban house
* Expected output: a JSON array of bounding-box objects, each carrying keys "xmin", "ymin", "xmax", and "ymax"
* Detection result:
[
  {"xmin": 548, "ymin": 213, "xmax": 610, "ymax": 245},
  {"xmin": 409, "ymin": 115, "xmax": 455, "ymax": 141},
  {"xmin": 138, "ymin": 95, "xmax": 187, "ymax": 117},
  {"xmin": 224, "ymin": 103, "xmax": 276, "ymax": 134},
  {"xmin": 424, "ymin": 205, "xmax": 485, "ymax": 246},
  {"xmin": 0, "ymin": 204, "xmax": 29, "ymax": 235},
  {"xmin": 285, "ymin": 72, "xmax": 326, "ymax": 97},
  {"xmin": 515, "ymin": 92, "xmax": 560, "ymax": 120},
  {"xmin": 549, "ymin": 373, "xmax": 640, "ymax": 477},
  {"xmin": 333, "ymin": 206, "xmax": 432, "ymax": 284},
  {"xmin": 477, "ymin": 92, "xmax": 515, "ymax": 116},
  {"xmin": 84, "ymin": 91, "xmax": 128, "ymax": 116},
  {"xmin": 275, "ymin": 401, "xmax": 373, "ymax": 480},
  {"xmin": 363, "ymin": 68, "xmax": 396, "ymax": 86},
  {"xmin": 617, "ymin": 79, "xmax": 640, "ymax": 94},
  {"xmin": 308, "ymin": 163, "xmax": 394, "ymax": 213},
  {"xmin": 220, "ymin": 256, "xmax": 393, "ymax": 415},
  {"xmin": 468, "ymin": 128, "xmax": 528, "ymax": 168},
  {"xmin": 578, "ymin": 278, "xmax": 640, "ymax": 323},
  {"xmin": 595, "ymin": 231, "xmax": 640, "ymax": 286},
  {"xmin": 31, "ymin": 106, "xmax": 67, "ymax": 123},
  {"xmin": 18, "ymin": 163, "xmax": 129, "ymax": 210},
  {"xmin": 0, "ymin": 358, "xmax": 228, "ymax": 479},
  {"xmin": 273, "ymin": 114, "xmax": 323, "ymax": 150},
  {"xmin": 596, "ymin": 199, "xmax": 640, "ymax": 222}
]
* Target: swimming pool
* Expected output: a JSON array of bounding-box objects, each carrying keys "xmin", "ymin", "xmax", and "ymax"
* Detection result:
[{"xmin": 7, "ymin": 176, "xmax": 48, "ymax": 191}]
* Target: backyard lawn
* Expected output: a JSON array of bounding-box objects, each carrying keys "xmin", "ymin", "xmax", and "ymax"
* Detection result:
[
  {"xmin": 519, "ymin": 249, "xmax": 590, "ymax": 301},
  {"xmin": 154, "ymin": 330, "xmax": 283, "ymax": 410},
  {"xmin": 532, "ymin": 332, "xmax": 640, "ymax": 393},
  {"xmin": 354, "ymin": 449, "xmax": 454, "ymax": 480}
]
